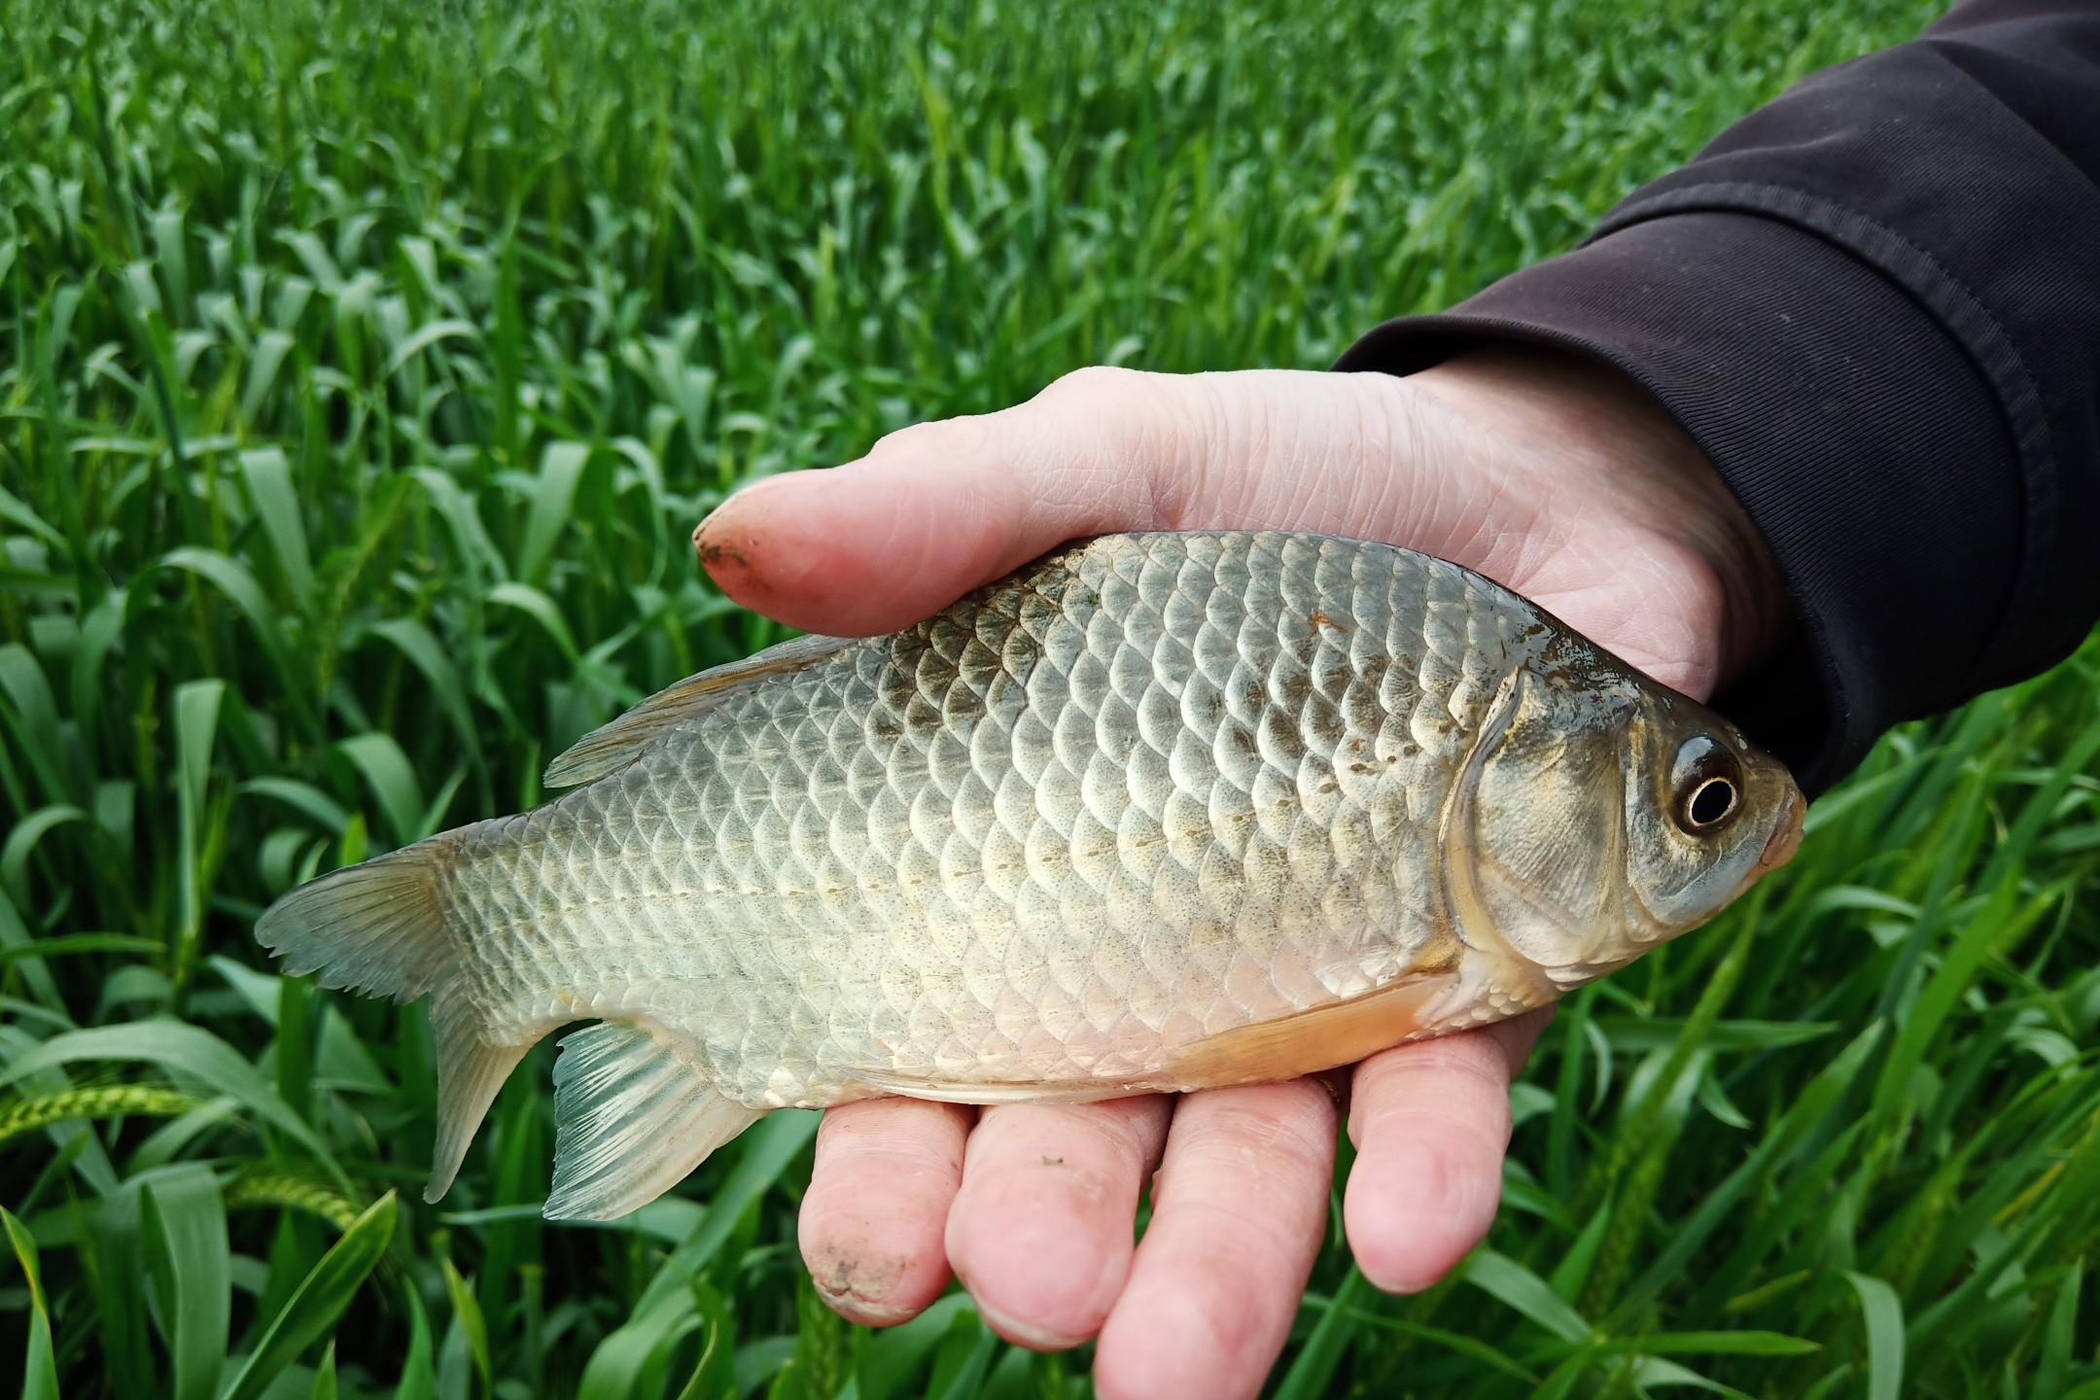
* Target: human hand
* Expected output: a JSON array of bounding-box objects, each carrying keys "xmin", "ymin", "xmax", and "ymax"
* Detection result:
[{"xmin": 695, "ymin": 351, "xmax": 1785, "ymax": 1398}]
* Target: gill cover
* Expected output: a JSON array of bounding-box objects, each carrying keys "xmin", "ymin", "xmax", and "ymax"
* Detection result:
[
  {"xmin": 1457, "ymin": 667, "xmax": 1638, "ymax": 983},
  {"xmin": 1457, "ymin": 656, "xmax": 1802, "ymax": 987}
]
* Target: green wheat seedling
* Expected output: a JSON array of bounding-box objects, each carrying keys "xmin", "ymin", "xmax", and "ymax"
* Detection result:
[{"xmin": 2, "ymin": 0, "xmax": 2092, "ymax": 1394}]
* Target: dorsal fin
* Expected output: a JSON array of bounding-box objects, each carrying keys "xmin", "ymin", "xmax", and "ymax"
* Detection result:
[{"xmin": 544, "ymin": 632, "xmax": 858, "ymax": 788}]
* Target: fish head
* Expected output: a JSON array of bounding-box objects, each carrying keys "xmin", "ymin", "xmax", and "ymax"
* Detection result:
[{"xmin": 1458, "ymin": 655, "xmax": 1804, "ymax": 990}]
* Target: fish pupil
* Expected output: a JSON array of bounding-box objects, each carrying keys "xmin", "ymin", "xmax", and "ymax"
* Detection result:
[{"xmin": 1686, "ymin": 777, "xmax": 1739, "ymax": 829}]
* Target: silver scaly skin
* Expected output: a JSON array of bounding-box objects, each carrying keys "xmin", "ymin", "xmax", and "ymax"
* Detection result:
[{"xmin": 258, "ymin": 531, "xmax": 1803, "ymax": 1220}]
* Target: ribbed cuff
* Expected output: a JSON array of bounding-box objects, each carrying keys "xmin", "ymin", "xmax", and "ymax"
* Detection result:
[{"xmin": 1334, "ymin": 210, "xmax": 2020, "ymax": 794}]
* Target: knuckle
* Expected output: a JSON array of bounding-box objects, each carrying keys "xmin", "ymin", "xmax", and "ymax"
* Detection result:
[
  {"xmin": 1158, "ymin": 1191, "xmax": 1307, "ymax": 1276},
  {"xmin": 1348, "ymin": 371, "xmax": 1417, "ymax": 467},
  {"xmin": 1242, "ymin": 1108, "xmax": 1335, "ymax": 1177},
  {"xmin": 1188, "ymin": 1094, "xmax": 1335, "ymax": 1179},
  {"xmin": 1064, "ymin": 1099, "xmax": 1169, "ymax": 1177},
  {"xmin": 975, "ymin": 1100, "xmax": 1165, "ymax": 1189},
  {"xmin": 869, "ymin": 414, "xmax": 988, "ymax": 461},
  {"xmin": 1375, "ymin": 1032, "xmax": 1512, "ymax": 1090},
  {"xmin": 1041, "ymin": 363, "xmax": 1147, "ymax": 402},
  {"xmin": 818, "ymin": 1100, "xmax": 969, "ymax": 1163},
  {"xmin": 1349, "ymin": 1040, "xmax": 1516, "ymax": 1148},
  {"xmin": 1361, "ymin": 1096, "xmax": 1514, "ymax": 1159}
]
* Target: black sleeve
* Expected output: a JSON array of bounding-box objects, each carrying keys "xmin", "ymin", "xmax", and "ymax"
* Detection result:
[{"xmin": 1333, "ymin": 0, "xmax": 2100, "ymax": 795}]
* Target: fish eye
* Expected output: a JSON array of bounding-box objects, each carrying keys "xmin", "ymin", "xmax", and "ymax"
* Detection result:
[
  {"xmin": 1671, "ymin": 736, "xmax": 1743, "ymax": 836},
  {"xmin": 1685, "ymin": 776, "xmax": 1739, "ymax": 829}
]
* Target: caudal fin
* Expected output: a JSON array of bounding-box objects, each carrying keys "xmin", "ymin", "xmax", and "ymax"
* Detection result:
[
  {"xmin": 254, "ymin": 838, "xmax": 528, "ymax": 1203},
  {"xmin": 254, "ymin": 845, "xmax": 451, "ymax": 1003}
]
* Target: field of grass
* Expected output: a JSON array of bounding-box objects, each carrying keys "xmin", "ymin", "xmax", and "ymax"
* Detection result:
[{"xmin": 3, "ymin": 0, "xmax": 2097, "ymax": 1394}]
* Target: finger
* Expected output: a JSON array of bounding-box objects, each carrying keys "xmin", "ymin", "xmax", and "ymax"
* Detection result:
[
  {"xmin": 1343, "ymin": 1022, "xmax": 1533, "ymax": 1294},
  {"xmin": 798, "ymin": 1097, "xmax": 972, "ymax": 1325},
  {"xmin": 1485, "ymin": 1005, "xmax": 1555, "ymax": 1074},
  {"xmin": 692, "ymin": 367, "xmax": 1473, "ymax": 636},
  {"xmin": 943, "ymin": 1097, "xmax": 1172, "ymax": 1349},
  {"xmin": 1093, "ymin": 1082, "xmax": 1336, "ymax": 1400}
]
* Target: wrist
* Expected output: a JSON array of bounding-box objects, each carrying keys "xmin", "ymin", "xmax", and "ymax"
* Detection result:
[{"xmin": 1404, "ymin": 346, "xmax": 1789, "ymax": 698}]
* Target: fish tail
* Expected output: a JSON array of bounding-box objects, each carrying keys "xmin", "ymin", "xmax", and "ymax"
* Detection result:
[
  {"xmin": 254, "ymin": 831, "xmax": 527, "ymax": 1203},
  {"xmin": 254, "ymin": 841, "xmax": 454, "ymax": 1003}
]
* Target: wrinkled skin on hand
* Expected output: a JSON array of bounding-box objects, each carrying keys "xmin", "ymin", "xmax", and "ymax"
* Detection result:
[{"xmin": 694, "ymin": 350, "xmax": 1786, "ymax": 1399}]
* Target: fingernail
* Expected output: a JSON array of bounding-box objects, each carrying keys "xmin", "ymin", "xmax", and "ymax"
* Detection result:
[
  {"xmin": 812, "ymin": 1280, "xmax": 920, "ymax": 1327},
  {"xmin": 693, "ymin": 471, "xmax": 804, "ymax": 569},
  {"xmin": 692, "ymin": 511, "xmax": 751, "ymax": 576},
  {"xmin": 971, "ymin": 1292, "xmax": 1089, "ymax": 1352},
  {"xmin": 807, "ymin": 1250, "xmax": 920, "ymax": 1326}
]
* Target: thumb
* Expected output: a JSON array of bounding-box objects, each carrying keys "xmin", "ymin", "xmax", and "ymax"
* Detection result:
[{"xmin": 691, "ymin": 367, "xmax": 1467, "ymax": 636}]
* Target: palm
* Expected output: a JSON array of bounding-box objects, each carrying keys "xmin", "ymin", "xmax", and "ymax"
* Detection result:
[{"xmin": 695, "ymin": 355, "xmax": 1773, "ymax": 1399}]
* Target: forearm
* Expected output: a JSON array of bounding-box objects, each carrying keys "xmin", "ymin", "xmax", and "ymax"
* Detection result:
[{"xmin": 1338, "ymin": 0, "xmax": 2100, "ymax": 793}]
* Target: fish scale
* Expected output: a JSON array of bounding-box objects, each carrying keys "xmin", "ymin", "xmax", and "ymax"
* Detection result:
[
  {"xmin": 447, "ymin": 532, "xmax": 1527, "ymax": 1102},
  {"xmin": 257, "ymin": 528, "xmax": 1803, "ymax": 1220}
]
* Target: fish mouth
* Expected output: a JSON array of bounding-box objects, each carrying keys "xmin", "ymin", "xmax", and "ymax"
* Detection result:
[{"xmin": 1753, "ymin": 786, "xmax": 1806, "ymax": 876}]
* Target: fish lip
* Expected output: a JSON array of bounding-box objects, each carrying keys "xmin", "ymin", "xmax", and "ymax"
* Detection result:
[{"xmin": 1753, "ymin": 786, "xmax": 1806, "ymax": 875}]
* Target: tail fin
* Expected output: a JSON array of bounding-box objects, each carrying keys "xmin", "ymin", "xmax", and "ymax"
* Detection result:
[
  {"xmin": 254, "ymin": 838, "xmax": 528, "ymax": 1203},
  {"xmin": 254, "ymin": 845, "xmax": 451, "ymax": 1003}
]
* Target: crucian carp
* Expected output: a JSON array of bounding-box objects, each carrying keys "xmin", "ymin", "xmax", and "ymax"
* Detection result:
[{"xmin": 257, "ymin": 531, "xmax": 1803, "ymax": 1220}]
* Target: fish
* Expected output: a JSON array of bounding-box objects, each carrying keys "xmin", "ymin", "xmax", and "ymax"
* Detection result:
[{"xmin": 256, "ymin": 530, "xmax": 1804, "ymax": 1221}]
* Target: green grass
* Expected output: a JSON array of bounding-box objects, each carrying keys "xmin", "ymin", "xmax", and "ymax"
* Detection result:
[{"xmin": 2, "ymin": 0, "xmax": 2095, "ymax": 1393}]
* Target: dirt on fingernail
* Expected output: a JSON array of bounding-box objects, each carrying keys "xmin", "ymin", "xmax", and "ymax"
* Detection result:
[
  {"xmin": 808, "ymin": 1247, "xmax": 914, "ymax": 1320},
  {"xmin": 693, "ymin": 523, "xmax": 752, "ymax": 573}
]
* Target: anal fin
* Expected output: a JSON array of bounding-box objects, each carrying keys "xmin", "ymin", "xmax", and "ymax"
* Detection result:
[{"xmin": 544, "ymin": 1021, "xmax": 763, "ymax": 1222}]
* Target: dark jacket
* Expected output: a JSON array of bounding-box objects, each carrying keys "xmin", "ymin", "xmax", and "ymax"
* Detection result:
[{"xmin": 1337, "ymin": 0, "xmax": 2100, "ymax": 794}]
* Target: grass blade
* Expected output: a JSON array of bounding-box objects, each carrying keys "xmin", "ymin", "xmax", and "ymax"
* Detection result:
[
  {"xmin": 219, "ymin": 1192, "xmax": 398, "ymax": 1400},
  {"xmin": 142, "ymin": 1165, "xmax": 233, "ymax": 1400},
  {"xmin": 1273, "ymin": 1268, "xmax": 1374, "ymax": 1400},
  {"xmin": 635, "ymin": 1111, "xmax": 820, "ymax": 1313},
  {"xmin": 0, "ymin": 1020, "xmax": 339, "ymax": 1176},
  {"xmin": 1463, "ymin": 1249, "xmax": 1591, "ymax": 1344},
  {"xmin": 1843, "ymin": 1271, "xmax": 1905, "ymax": 1400},
  {"xmin": 2, "ymin": 1206, "xmax": 60, "ymax": 1400},
  {"xmin": 236, "ymin": 448, "xmax": 316, "ymax": 605},
  {"xmin": 517, "ymin": 441, "xmax": 594, "ymax": 584},
  {"xmin": 439, "ymin": 1254, "xmax": 493, "ymax": 1397}
]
